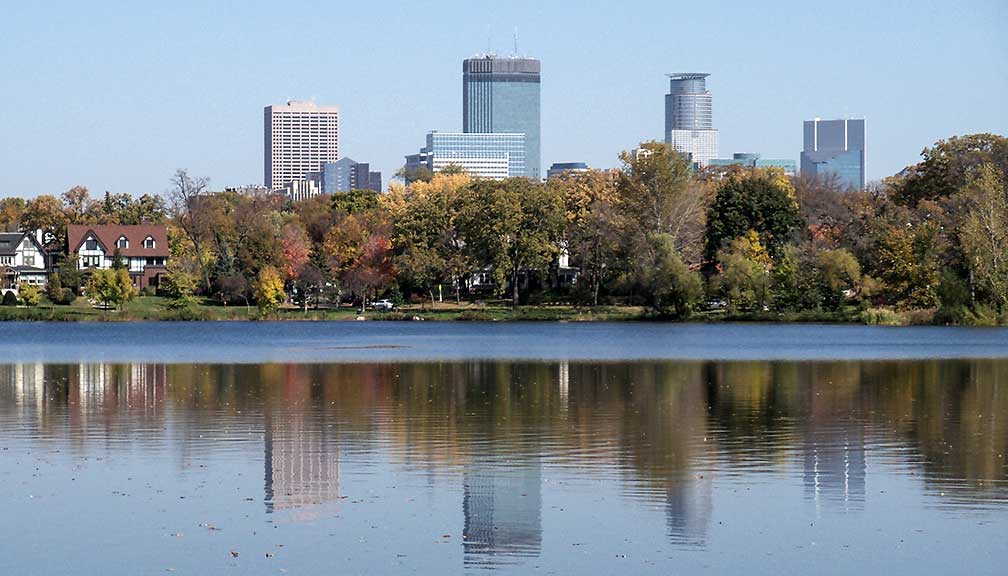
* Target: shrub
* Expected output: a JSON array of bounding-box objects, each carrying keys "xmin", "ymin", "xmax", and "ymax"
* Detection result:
[
  {"xmin": 2, "ymin": 291, "xmax": 18, "ymax": 306},
  {"xmin": 18, "ymin": 283, "xmax": 41, "ymax": 307},
  {"xmin": 860, "ymin": 307, "xmax": 902, "ymax": 326}
]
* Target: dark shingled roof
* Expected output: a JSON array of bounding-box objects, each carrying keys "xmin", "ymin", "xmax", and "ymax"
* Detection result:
[{"xmin": 0, "ymin": 232, "xmax": 45, "ymax": 257}]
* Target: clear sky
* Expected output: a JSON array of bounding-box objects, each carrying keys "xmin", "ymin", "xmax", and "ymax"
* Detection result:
[{"xmin": 0, "ymin": 0, "xmax": 1005, "ymax": 198}]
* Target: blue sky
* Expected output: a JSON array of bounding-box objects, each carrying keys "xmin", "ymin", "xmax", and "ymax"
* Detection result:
[{"xmin": 0, "ymin": 0, "xmax": 1004, "ymax": 198}]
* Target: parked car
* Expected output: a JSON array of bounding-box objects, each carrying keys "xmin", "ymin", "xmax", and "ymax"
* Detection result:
[{"xmin": 372, "ymin": 299, "xmax": 395, "ymax": 311}]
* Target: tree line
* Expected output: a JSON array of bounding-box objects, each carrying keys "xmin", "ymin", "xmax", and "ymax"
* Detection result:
[{"xmin": 0, "ymin": 133, "xmax": 1005, "ymax": 323}]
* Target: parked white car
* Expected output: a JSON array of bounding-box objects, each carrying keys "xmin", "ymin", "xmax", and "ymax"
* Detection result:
[{"xmin": 372, "ymin": 299, "xmax": 395, "ymax": 311}]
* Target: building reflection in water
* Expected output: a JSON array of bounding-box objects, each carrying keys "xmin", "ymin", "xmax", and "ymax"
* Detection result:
[
  {"xmin": 263, "ymin": 366, "xmax": 339, "ymax": 515},
  {"xmin": 1, "ymin": 357, "xmax": 1006, "ymax": 548},
  {"xmin": 462, "ymin": 459, "xmax": 542, "ymax": 566}
]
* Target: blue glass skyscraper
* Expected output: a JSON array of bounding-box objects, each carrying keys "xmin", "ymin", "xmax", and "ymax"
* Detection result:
[
  {"xmin": 463, "ymin": 56, "xmax": 541, "ymax": 179},
  {"xmin": 800, "ymin": 118, "xmax": 866, "ymax": 190}
]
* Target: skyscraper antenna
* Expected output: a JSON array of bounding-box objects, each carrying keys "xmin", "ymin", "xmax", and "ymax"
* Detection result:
[{"xmin": 513, "ymin": 27, "xmax": 519, "ymax": 56}]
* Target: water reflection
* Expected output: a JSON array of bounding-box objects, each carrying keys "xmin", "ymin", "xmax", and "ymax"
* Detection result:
[{"xmin": 1, "ymin": 358, "xmax": 1007, "ymax": 569}]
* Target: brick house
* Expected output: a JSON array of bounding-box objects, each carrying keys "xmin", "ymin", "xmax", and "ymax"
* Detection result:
[{"xmin": 66, "ymin": 224, "xmax": 169, "ymax": 291}]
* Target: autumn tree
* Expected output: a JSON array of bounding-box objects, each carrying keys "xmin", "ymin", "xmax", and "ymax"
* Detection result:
[
  {"xmin": 21, "ymin": 195, "xmax": 68, "ymax": 245},
  {"xmin": 279, "ymin": 222, "xmax": 311, "ymax": 282},
  {"xmin": 552, "ymin": 169, "xmax": 620, "ymax": 305},
  {"xmin": 0, "ymin": 198, "xmax": 26, "ymax": 232},
  {"xmin": 61, "ymin": 186, "xmax": 97, "ymax": 223},
  {"xmin": 253, "ymin": 265, "xmax": 286, "ymax": 313},
  {"xmin": 617, "ymin": 141, "xmax": 706, "ymax": 263},
  {"xmin": 391, "ymin": 173, "xmax": 471, "ymax": 304},
  {"xmin": 167, "ymin": 170, "xmax": 212, "ymax": 291}
]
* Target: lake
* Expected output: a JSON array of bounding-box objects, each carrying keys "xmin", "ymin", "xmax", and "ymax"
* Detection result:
[{"xmin": 1, "ymin": 323, "xmax": 1006, "ymax": 574}]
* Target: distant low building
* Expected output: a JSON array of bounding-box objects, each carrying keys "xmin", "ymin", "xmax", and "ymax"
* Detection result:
[
  {"xmin": 223, "ymin": 185, "xmax": 273, "ymax": 197},
  {"xmin": 280, "ymin": 179, "xmax": 321, "ymax": 202},
  {"xmin": 66, "ymin": 224, "xmax": 168, "ymax": 291},
  {"xmin": 321, "ymin": 158, "xmax": 382, "ymax": 193},
  {"xmin": 708, "ymin": 153, "xmax": 796, "ymax": 175},
  {"xmin": 546, "ymin": 162, "xmax": 589, "ymax": 180},
  {"xmin": 405, "ymin": 131, "xmax": 526, "ymax": 180},
  {"xmin": 0, "ymin": 232, "xmax": 48, "ymax": 293}
]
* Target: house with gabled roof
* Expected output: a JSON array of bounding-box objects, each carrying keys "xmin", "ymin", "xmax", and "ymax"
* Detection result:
[
  {"xmin": 66, "ymin": 224, "xmax": 169, "ymax": 291},
  {"xmin": 0, "ymin": 232, "xmax": 48, "ymax": 294}
]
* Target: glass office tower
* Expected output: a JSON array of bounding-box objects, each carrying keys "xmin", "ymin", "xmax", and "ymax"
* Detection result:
[
  {"xmin": 405, "ymin": 132, "xmax": 526, "ymax": 180},
  {"xmin": 664, "ymin": 73, "xmax": 719, "ymax": 168},
  {"xmin": 463, "ymin": 56, "xmax": 541, "ymax": 179},
  {"xmin": 800, "ymin": 118, "xmax": 866, "ymax": 190}
]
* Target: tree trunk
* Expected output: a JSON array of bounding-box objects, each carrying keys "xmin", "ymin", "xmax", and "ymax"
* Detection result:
[
  {"xmin": 511, "ymin": 268, "xmax": 520, "ymax": 308},
  {"xmin": 593, "ymin": 269, "xmax": 600, "ymax": 307}
]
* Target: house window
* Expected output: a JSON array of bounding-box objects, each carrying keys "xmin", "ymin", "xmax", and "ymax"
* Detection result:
[
  {"xmin": 24, "ymin": 254, "xmax": 34, "ymax": 267},
  {"xmin": 86, "ymin": 239, "xmax": 98, "ymax": 250},
  {"xmin": 0, "ymin": 256, "xmax": 11, "ymax": 266},
  {"xmin": 83, "ymin": 255, "xmax": 101, "ymax": 268},
  {"xmin": 116, "ymin": 236, "xmax": 129, "ymax": 249},
  {"xmin": 143, "ymin": 236, "xmax": 156, "ymax": 249}
]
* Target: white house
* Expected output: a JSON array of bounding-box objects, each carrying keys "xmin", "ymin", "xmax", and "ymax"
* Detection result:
[{"xmin": 0, "ymin": 232, "xmax": 48, "ymax": 294}]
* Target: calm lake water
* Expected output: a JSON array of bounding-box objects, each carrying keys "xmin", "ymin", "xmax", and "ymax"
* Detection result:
[{"xmin": 1, "ymin": 323, "xmax": 1006, "ymax": 575}]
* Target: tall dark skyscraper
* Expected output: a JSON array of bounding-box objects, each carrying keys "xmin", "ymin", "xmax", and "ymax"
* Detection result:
[{"xmin": 463, "ymin": 55, "xmax": 541, "ymax": 179}]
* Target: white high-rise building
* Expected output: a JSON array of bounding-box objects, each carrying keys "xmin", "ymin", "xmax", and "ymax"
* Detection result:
[
  {"xmin": 664, "ymin": 73, "xmax": 719, "ymax": 168},
  {"xmin": 264, "ymin": 101, "xmax": 339, "ymax": 190}
]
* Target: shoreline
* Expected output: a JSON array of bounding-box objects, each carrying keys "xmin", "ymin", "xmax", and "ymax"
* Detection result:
[{"xmin": 0, "ymin": 296, "xmax": 999, "ymax": 326}]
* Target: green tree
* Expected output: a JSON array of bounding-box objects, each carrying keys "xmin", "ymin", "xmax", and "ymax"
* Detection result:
[
  {"xmin": 253, "ymin": 265, "xmax": 286, "ymax": 313},
  {"xmin": 332, "ymin": 189, "xmax": 379, "ymax": 215},
  {"xmin": 45, "ymin": 271, "xmax": 74, "ymax": 305},
  {"xmin": 705, "ymin": 169, "xmax": 800, "ymax": 261},
  {"xmin": 889, "ymin": 133, "xmax": 1008, "ymax": 206},
  {"xmin": 457, "ymin": 178, "xmax": 565, "ymax": 307},
  {"xmin": 111, "ymin": 247, "xmax": 127, "ymax": 270},
  {"xmin": 716, "ymin": 231, "xmax": 773, "ymax": 312},
  {"xmin": 162, "ymin": 269, "xmax": 197, "ymax": 311},
  {"xmin": 17, "ymin": 283, "xmax": 41, "ymax": 307},
  {"xmin": 957, "ymin": 163, "xmax": 1008, "ymax": 312},
  {"xmin": 57, "ymin": 256, "xmax": 83, "ymax": 296},
  {"xmin": 85, "ymin": 268, "xmax": 136, "ymax": 310},
  {"xmin": 634, "ymin": 233, "xmax": 702, "ymax": 318},
  {"xmin": 816, "ymin": 248, "xmax": 862, "ymax": 310},
  {"xmin": 874, "ymin": 221, "xmax": 941, "ymax": 309}
]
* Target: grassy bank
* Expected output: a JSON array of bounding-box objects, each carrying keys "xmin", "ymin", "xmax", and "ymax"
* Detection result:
[
  {"xmin": 0, "ymin": 297, "xmax": 647, "ymax": 323},
  {"xmin": 0, "ymin": 296, "xmax": 1002, "ymax": 326}
]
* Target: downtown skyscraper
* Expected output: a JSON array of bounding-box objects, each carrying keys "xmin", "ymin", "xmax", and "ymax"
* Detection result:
[
  {"xmin": 264, "ymin": 101, "xmax": 339, "ymax": 190},
  {"xmin": 462, "ymin": 55, "xmax": 541, "ymax": 179},
  {"xmin": 800, "ymin": 118, "xmax": 866, "ymax": 190},
  {"xmin": 664, "ymin": 73, "xmax": 719, "ymax": 168}
]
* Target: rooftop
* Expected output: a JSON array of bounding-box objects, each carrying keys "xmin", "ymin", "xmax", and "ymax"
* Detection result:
[{"xmin": 666, "ymin": 73, "xmax": 710, "ymax": 81}]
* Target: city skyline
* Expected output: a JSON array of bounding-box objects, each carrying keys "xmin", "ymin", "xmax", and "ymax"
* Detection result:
[{"xmin": 0, "ymin": 0, "xmax": 1004, "ymax": 197}]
